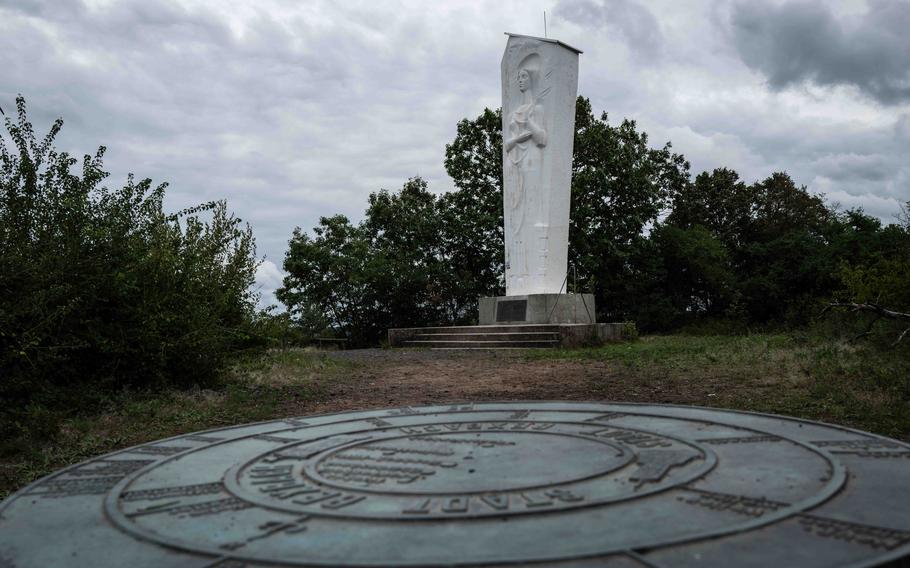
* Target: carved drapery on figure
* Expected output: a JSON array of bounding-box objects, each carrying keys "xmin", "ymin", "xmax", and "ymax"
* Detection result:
[{"xmin": 501, "ymin": 34, "xmax": 580, "ymax": 296}]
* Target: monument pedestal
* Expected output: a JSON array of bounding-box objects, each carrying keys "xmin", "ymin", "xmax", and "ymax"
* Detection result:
[{"xmin": 479, "ymin": 293, "xmax": 595, "ymax": 325}]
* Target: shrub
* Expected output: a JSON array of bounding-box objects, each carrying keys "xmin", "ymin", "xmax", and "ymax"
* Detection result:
[{"xmin": 0, "ymin": 96, "xmax": 260, "ymax": 408}]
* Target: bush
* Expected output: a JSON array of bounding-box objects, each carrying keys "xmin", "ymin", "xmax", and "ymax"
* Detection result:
[{"xmin": 0, "ymin": 96, "xmax": 261, "ymax": 408}]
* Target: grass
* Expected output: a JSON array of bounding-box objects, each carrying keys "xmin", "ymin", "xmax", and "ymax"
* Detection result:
[
  {"xmin": 2, "ymin": 333, "xmax": 908, "ymax": 500},
  {"xmin": 0, "ymin": 349, "xmax": 358, "ymax": 500},
  {"xmin": 525, "ymin": 333, "xmax": 910, "ymax": 441}
]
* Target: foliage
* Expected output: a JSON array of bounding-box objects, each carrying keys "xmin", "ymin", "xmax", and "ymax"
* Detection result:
[
  {"xmin": 279, "ymin": 178, "xmax": 453, "ymax": 346},
  {"xmin": 0, "ymin": 96, "xmax": 261, "ymax": 416},
  {"xmin": 440, "ymin": 108, "xmax": 504, "ymax": 319},
  {"xmin": 570, "ymin": 99, "xmax": 691, "ymax": 321},
  {"xmin": 279, "ymin": 97, "xmax": 910, "ymax": 342}
]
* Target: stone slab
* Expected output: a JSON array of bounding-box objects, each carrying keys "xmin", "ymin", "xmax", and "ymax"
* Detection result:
[
  {"xmin": 502, "ymin": 34, "xmax": 579, "ymax": 296},
  {"xmin": 2, "ymin": 403, "xmax": 910, "ymax": 566},
  {"xmin": 479, "ymin": 293, "xmax": 596, "ymax": 324}
]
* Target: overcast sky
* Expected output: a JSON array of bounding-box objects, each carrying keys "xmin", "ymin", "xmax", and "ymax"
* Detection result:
[{"xmin": 2, "ymin": 0, "xmax": 908, "ymax": 307}]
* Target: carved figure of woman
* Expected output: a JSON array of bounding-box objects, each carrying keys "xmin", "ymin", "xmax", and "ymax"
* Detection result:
[{"xmin": 504, "ymin": 66, "xmax": 547, "ymax": 283}]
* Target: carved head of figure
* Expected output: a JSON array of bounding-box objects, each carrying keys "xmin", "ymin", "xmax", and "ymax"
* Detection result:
[
  {"xmin": 517, "ymin": 69, "xmax": 531, "ymax": 92},
  {"xmin": 515, "ymin": 53, "xmax": 540, "ymax": 98}
]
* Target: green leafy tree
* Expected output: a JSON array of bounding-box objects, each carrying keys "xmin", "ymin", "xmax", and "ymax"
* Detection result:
[
  {"xmin": 666, "ymin": 168, "xmax": 752, "ymax": 250},
  {"xmin": 278, "ymin": 215, "xmax": 373, "ymax": 344},
  {"xmin": 440, "ymin": 98, "xmax": 692, "ymax": 323},
  {"xmin": 569, "ymin": 98, "xmax": 691, "ymax": 320},
  {"xmin": 441, "ymin": 108, "xmax": 504, "ymax": 318},
  {"xmin": 279, "ymin": 178, "xmax": 450, "ymax": 345}
]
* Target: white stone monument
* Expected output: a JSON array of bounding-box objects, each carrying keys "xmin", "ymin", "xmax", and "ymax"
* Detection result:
[{"xmin": 479, "ymin": 33, "xmax": 595, "ymax": 325}]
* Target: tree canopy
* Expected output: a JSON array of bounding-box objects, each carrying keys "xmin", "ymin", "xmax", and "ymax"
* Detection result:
[{"xmin": 278, "ymin": 96, "xmax": 910, "ymax": 345}]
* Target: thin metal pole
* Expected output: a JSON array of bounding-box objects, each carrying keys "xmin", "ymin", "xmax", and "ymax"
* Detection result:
[{"xmin": 544, "ymin": 11, "xmax": 548, "ymax": 38}]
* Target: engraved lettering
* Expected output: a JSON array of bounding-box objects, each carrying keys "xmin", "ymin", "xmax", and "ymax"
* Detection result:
[
  {"xmin": 250, "ymin": 465, "xmax": 294, "ymax": 478},
  {"xmin": 407, "ymin": 437, "xmax": 516, "ymax": 448},
  {"xmin": 253, "ymin": 434, "xmax": 300, "ymax": 444},
  {"xmin": 25, "ymin": 476, "xmax": 123, "ymax": 497},
  {"xmin": 387, "ymin": 406, "xmax": 418, "ymax": 416},
  {"xmin": 130, "ymin": 497, "xmax": 252, "ymax": 518},
  {"xmin": 125, "ymin": 445, "xmax": 191, "ymax": 456},
  {"xmin": 680, "ymin": 490, "xmax": 787, "ymax": 517},
  {"xmin": 267, "ymin": 436, "xmax": 371, "ymax": 462},
  {"xmin": 317, "ymin": 461, "xmax": 435, "ymax": 485},
  {"xmin": 583, "ymin": 412, "xmax": 626, "ymax": 423},
  {"xmin": 811, "ymin": 439, "xmax": 910, "ymax": 457},
  {"xmin": 370, "ymin": 445, "xmax": 455, "ymax": 457},
  {"xmin": 544, "ymin": 489, "xmax": 584, "ymax": 502},
  {"xmin": 480, "ymin": 494, "xmax": 510, "ymax": 510},
  {"xmin": 402, "ymin": 498, "xmax": 432, "ymax": 514},
  {"xmin": 812, "ymin": 439, "xmax": 903, "ymax": 449},
  {"xmin": 442, "ymin": 497, "xmax": 469, "ymax": 513},
  {"xmin": 331, "ymin": 452, "xmax": 457, "ymax": 468},
  {"xmin": 321, "ymin": 494, "xmax": 366, "ymax": 510},
  {"xmin": 798, "ymin": 516, "xmax": 910, "ymax": 551},
  {"xmin": 699, "ymin": 435, "xmax": 782, "ymax": 445},
  {"xmin": 519, "ymin": 492, "xmax": 553, "ymax": 507},
  {"xmin": 26, "ymin": 459, "xmax": 156, "ymax": 498},
  {"xmin": 66, "ymin": 459, "xmax": 154, "ymax": 477},
  {"xmin": 184, "ymin": 435, "xmax": 225, "ymax": 443},
  {"xmin": 120, "ymin": 482, "xmax": 223, "ymax": 502},
  {"xmin": 582, "ymin": 427, "xmax": 673, "ymax": 448},
  {"xmin": 293, "ymin": 491, "xmax": 342, "ymax": 506}
]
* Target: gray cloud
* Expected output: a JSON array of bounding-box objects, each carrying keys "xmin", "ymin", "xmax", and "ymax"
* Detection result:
[
  {"xmin": 554, "ymin": 0, "xmax": 663, "ymax": 60},
  {"xmin": 1, "ymin": 0, "xmax": 906, "ymax": 307},
  {"xmin": 731, "ymin": 0, "xmax": 910, "ymax": 104}
]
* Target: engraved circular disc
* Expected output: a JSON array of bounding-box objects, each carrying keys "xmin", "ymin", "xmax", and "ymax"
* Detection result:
[{"xmin": 2, "ymin": 402, "xmax": 910, "ymax": 567}]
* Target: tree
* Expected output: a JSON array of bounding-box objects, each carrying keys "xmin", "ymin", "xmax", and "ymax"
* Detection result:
[
  {"xmin": 279, "ymin": 178, "xmax": 450, "ymax": 346},
  {"xmin": 441, "ymin": 108, "xmax": 504, "ymax": 318},
  {"xmin": 569, "ymin": 98, "xmax": 691, "ymax": 321},
  {"xmin": 363, "ymin": 177, "xmax": 452, "ymax": 327},
  {"xmin": 440, "ymin": 98, "xmax": 692, "ymax": 323},
  {"xmin": 666, "ymin": 168, "xmax": 752, "ymax": 251}
]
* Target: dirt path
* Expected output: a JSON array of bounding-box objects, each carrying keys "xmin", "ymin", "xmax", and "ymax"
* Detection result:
[{"xmin": 304, "ymin": 349, "xmax": 709, "ymax": 415}]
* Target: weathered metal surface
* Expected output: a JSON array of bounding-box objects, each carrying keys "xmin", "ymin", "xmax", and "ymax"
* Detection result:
[{"xmin": 2, "ymin": 402, "xmax": 909, "ymax": 567}]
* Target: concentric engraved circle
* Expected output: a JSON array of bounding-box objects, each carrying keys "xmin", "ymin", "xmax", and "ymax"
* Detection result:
[
  {"xmin": 307, "ymin": 430, "xmax": 633, "ymax": 493},
  {"xmin": 2, "ymin": 402, "xmax": 910, "ymax": 567}
]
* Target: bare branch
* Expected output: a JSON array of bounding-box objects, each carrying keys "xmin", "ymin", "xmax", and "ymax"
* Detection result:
[
  {"xmin": 827, "ymin": 303, "xmax": 910, "ymax": 321},
  {"xmin": 893, "ymin": 327, "xmax": 910, "ymax": 347},
  {"xmin": 827, "ymin": 302, "xmax": 910, "ymax": 347}
]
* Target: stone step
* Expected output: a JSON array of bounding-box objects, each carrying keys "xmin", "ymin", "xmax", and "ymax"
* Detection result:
[
  {"xmin": 411, "ymin": 332, "xmax": 559, "ymax": 341},
  {"xmin": 407, "ymin": 324, "xmax": 564, "ymax": 334},
  {"xmin": 403, "ymin": 340, "xmax": 559, "ymax": 349}
]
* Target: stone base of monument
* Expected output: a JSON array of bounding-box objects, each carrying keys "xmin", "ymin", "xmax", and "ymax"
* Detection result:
[
  {"xmin": 388, "ymin": 322, "xmax": 627, "ymax": 349},
  {"xmin": 478, "ymin": 293, "xmax": 595, "ymax": 325},
  {"xmin": 389, "ymin": 294, "xmax": 633, "ymax": 349}
]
